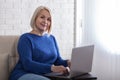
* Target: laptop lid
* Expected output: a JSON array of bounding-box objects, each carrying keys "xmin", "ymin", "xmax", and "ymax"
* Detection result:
[{"xmin": 70, "ymin": 45, "xmax": 94, "ymax": 74}]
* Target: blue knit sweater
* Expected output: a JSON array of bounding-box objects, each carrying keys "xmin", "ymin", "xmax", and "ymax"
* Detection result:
[{"xmin": 9, "ymin": 33, "xmax": 68, "ymax": 80}]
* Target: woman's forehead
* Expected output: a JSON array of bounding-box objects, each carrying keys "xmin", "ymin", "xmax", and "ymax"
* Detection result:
[{"xmin": 38, "ymin": 9, "xmax": 51, "ymax": 17}]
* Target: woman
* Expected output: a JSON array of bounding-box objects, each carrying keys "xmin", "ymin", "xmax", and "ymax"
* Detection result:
[{"xmin": 9, "ymin": 6, "xmax": 70, "ymax": 80}]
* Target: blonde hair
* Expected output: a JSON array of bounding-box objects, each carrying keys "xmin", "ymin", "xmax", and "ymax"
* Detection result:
[{"xmin": 30, "ymin": 6, "xmax": 52, "ymax": 33}]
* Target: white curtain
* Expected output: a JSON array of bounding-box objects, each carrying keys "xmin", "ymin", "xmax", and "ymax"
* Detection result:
[{"xmin": 82, "ymin": 0, "xmax": 120, "ymax": 80}]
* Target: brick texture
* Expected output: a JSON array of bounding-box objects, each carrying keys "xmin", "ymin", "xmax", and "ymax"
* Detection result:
[{"xmin": 0, "ymin": 0, "xmax": 75, "ymax": 59}]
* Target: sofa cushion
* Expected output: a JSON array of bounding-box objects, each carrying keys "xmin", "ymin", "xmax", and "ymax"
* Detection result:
[
  {"xmin": 9, "ymin": 55, "xmax": 19, "ymax": 73},
  {"xmin": 0, "ymin": 53, "xmax": 9, "ymax": 80}
]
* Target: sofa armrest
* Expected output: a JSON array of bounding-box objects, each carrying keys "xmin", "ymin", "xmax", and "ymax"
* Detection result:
[{"xmin": 0, "ymin": 53, "xmax": 9, "ymax": 80}]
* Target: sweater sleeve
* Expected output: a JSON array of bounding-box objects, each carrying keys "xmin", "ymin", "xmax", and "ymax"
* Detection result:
[
  {"xmin": 51, "ymin": 35, "xmax": 68, "ymax": 67},
  {"xmin": 17, "ymin": 35, "xmax": 52, "ymax": 74}
]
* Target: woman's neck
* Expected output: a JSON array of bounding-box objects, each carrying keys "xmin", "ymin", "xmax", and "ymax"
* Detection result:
[{"xmin": 30, "ymin": 29, "xmax": 45, "ymax": 36}]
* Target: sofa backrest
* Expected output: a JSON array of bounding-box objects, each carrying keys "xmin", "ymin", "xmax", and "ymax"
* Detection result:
[{"xmin": 0, "ymin": 36, "xmax": 19, "ymax": 80}]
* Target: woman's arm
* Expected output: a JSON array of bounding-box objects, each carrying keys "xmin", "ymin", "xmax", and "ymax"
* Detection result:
[{"xmin": 51, "ymin": 35, "xmax": 69, "ymax": 67}]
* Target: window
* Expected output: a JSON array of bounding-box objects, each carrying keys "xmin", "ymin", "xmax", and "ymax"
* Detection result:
[
  {"xmin": 95, "ymin": 0, "xmax": 120, "ymax": 54},
  {"xmin": 75, "ymin": 0, "xmax": 83, "ymax": 47}
]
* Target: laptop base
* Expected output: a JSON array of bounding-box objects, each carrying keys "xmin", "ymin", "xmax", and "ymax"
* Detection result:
[
  {"xmin": 44, "ymin": 73, "xmax": 97, "ymax": 80},
  {"xmin": 44, "ymin": 72, "xmax": 88, "ymax": 79}
]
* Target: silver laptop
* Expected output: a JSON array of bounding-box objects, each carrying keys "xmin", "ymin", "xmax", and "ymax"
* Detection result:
[{"xmin": 44, "ymin": 45, "xmax": 94, "ymax": 78}]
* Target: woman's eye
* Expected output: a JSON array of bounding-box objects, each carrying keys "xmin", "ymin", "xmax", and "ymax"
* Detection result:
[
  {"xmin": 48, "ymin": 19, "xmax": 51, "ymax": 21},
  {"xmin": 40, "ymin": 16, "xmax": 45, "ymax": 18},
  {"xmin": 47, "ymin": 18, "xmax": 51, "ymax": 22}
]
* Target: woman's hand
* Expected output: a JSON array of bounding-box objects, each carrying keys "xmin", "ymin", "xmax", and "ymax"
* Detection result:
[{"xmin": 51, "ymin": 65, "xmax": 68, "ymax": 74}]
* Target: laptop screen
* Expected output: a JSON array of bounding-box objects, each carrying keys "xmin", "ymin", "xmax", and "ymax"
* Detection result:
[{"xmin": 70, "ymin": 45, "xmax": 94, "ymax": 73}]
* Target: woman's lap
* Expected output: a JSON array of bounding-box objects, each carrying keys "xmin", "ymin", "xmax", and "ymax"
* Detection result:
[{"xmin": 18, "ymin": 73, "xmax": 50, "ymax": 80}]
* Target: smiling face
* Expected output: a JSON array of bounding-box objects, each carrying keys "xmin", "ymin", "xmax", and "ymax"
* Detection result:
[{"xmin": 35, "ymin": 9, "xmax": 51, "ymax": 33}]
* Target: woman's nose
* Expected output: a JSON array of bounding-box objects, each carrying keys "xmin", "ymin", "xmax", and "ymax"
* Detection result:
[{"xmin": 43, "ymin": 18, "xmax": 47, "ymax": 23}]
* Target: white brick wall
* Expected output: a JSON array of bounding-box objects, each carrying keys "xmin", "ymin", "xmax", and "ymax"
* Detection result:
[{"xmin": 0, "ymin": 0, "xmax": 75, "ymax": 59}]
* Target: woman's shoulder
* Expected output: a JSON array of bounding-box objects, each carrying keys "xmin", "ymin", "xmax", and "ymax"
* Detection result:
[
  {"xmin": 19, "ymin": 33, "xmax": 34, "ymax": 41},
  {"xmin": 47, "ymin": 34, "xmax": 57, "ymax": 42},
  {"xmin": 46, "ymin": 34, "xmax": 55, "ymax": 39},
  {"xmin": 20, "ymin": 33, "xmax": 30, "ymax": 38}
]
